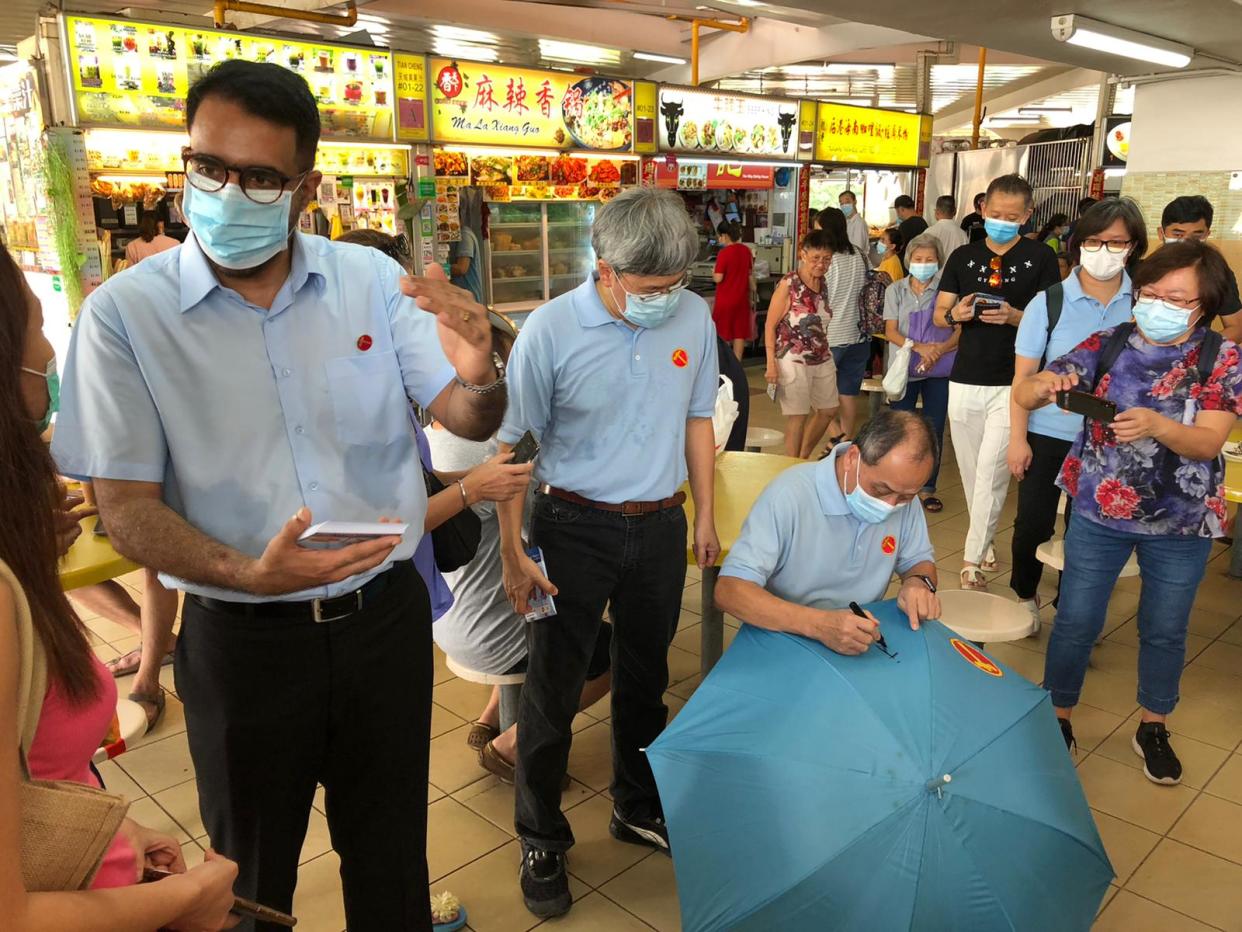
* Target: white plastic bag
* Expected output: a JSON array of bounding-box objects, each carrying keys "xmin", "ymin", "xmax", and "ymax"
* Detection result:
[
  {"xmin": 883, "ymin": 341, "xmax": 912, "ymax": 402},
  {"xmin": 713, "ymin": 374, "xmax": 740, "ymax": 454}
]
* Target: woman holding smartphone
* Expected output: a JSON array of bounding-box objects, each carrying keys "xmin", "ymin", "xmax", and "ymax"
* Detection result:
[{"xmin": 1014, "ymin": 242, "xmax": 1241, "ymax": 784}]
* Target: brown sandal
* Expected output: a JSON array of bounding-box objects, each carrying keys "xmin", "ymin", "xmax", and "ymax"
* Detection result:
[
  {"xmin": 479, "ymin": 740, "xmax": 570, "ymax": 790},
  {"xmin": 128, "ymin": 688, "xmax": 166, "ymax": 735},
  {"xmin": 466, "ymin": 722, "xmax": 499, "ymax": 752}
]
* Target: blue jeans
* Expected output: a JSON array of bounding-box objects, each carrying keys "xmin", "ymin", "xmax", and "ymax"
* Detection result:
[
  {"xmin": 888, "ymin": 377, "xmax": 949, "ymax": 491},
  {"xmin": 1044, "ymin": 513, "xmax": 1212, "ymax": 715}
]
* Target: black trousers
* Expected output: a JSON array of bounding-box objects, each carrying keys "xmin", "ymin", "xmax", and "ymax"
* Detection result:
[
  {"xmin": 176, "ymin": 562, "xmax": 433, "ymax": 932},
  {"xmin": 1010, "ymin": 432, "xmax": 1074, "ymax": 601},
  {"xmin": 515, "ymin": 493, "xmax": 687, "ymax": 851}
]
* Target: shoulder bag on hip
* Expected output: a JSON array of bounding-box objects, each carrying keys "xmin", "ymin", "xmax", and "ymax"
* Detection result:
[{"xmin": 423, "ymin": 467, "xmax": 483, "ymax": 572}]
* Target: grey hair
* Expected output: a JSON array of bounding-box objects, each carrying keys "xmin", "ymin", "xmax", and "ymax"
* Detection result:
[
  {"xmin": 856, "ymin": 409, "xmax": 939, "ymax": 467},
  {"xmin": 904, "ymin": 232, "xmax": 944, "ymax": 265},
  {"xmin": 591, "ymin": 186, "xmax": 700, "ymax": 277}
]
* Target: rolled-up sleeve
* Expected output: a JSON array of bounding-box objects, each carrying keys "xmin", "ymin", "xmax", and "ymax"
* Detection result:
[
  {"xmin": 894, "ymin": 500, "xmax": 935, "ymax": 576},
  {"xmin": 50, "ymin": 291, "xmax": 167, "ymax": 483},
  {"xmin": 1013, "ymin": 290, "xmax": 1049, "ymax": 361},
  {"xmin": 382, "ymin": 255, "xmax": 456, "ymax": 408},
  {"xmin": 720, "ymin": 482, "xmax": 791, "ymax": 587},
  {"xmin": 498, "ymin": 318, "xmax": 555, "ymax": 445},
  {"xmin": 688, "ymin": 307, "xmax": 721, "ymax": 419}
]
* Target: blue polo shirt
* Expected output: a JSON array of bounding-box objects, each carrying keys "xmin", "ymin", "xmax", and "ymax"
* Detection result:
[
  {"xmin": 51, "ymin": 232, "xmax": 455, "ymax": 602},
  {"xmin": 721, "ymin": 443, "xmax": 934, "ymax": 609},
  {"xmin": 1014, "ymin": 268, "xmax": 1133, "ymax": 441},
  {"xmin": 499, "ymin": 276, "xmax": 719, "ymax": 503}
]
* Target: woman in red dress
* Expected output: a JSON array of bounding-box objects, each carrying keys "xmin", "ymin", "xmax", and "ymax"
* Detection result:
[{"xmin": 712, "ymin": 221, "xmax": 755, "ymax": 359}]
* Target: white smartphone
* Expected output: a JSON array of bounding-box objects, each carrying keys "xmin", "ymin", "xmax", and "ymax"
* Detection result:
[
  {"xmin": 524, "ymin": 546, "xmax": 557, "ymax": 621},
  {"xmin": 298, "ymin": 521, "xmax": 408, "ymax": 548}
]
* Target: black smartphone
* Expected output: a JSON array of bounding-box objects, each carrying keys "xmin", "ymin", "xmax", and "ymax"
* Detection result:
[
  {"xmin": 511, "ymin": 430, "xmax": 540, "ymax": 465},
  {"xmin": 1056, "ymin": 389, "xmax": 1117, "ymax": 424},
  {"xmin": 93, "ymin": 516, "xmax": 108, "ymax": 537},
  {"xmin": 972, "ymin": 293, "xmax": 1005, "ymax": 318}
]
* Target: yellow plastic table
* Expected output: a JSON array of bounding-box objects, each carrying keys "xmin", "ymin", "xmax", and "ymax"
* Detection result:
[
  {"xmin": 59, "ymin": 517, "xmax": 140, "ymax": 591},
  {"xmin": 1225, "ymin": 424, "xmax": 1242, "ymax": 578},
  {"xmin": 682, "ymin": 451, "xmax": 803, "ymax": 675}
]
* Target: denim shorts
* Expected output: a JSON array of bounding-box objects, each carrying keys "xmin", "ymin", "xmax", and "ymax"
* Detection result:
[{"xmin": 830, "ymin": 340, "xmax": 870, "ymax": 396}]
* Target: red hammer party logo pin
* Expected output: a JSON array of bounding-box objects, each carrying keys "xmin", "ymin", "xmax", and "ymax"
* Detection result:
[{"xmin": 671, "ymin": 348, "xmax": 689, "ymax": 368}]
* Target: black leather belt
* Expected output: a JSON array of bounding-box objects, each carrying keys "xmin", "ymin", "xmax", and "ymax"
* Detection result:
[{"xmin": 189, "ymin": 565, "xmax": 397, "ymax": 623}]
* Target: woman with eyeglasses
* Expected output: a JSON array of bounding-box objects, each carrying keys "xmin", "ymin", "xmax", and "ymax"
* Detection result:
[
  {"xmin": 1007, "ymin": 198, "xmax": 1147, "ymax": 632},
  {"xmin": 1014, "ymin": 241, "xmax": 1242, "ymax": 785}
]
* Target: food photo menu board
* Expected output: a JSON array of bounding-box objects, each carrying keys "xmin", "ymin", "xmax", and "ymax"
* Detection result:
[
  {"xmin": 63, "ymin": 15, "xmax": 395, "ymax": 139},
  {"xmin": 657, "ymin": 87, "xmax": 802, "ymax": 159}
]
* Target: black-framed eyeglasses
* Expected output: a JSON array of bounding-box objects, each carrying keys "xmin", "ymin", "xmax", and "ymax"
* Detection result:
[
  {"xmin": 182, "ymin": 148, "xmax": 309, "ymax": 205},
  {"xmin": 1080, "ymin": 238, "xmax": 1133, "ymax": 254}
]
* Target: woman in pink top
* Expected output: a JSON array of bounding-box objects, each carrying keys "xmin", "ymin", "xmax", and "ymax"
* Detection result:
[
  {"xmin": 124, "ymin": 213, "xmax": 180, "ymax": 266},
  {"xmin": 0, "ymin": 242, "xmax": 239, "ymax": 930}
]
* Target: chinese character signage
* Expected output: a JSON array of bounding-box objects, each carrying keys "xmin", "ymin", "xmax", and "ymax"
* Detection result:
[
  {"xmin": 814, "ymin": 103, "xmax": 931, "ymax": 168},
  {"xmin": 64, "ymin": 14, "xmax": 395, "ymax": 139},
  {"xmin": 429, "ymin": 59, "xmax": 633, "ymax": 151},
  {"xmin": 394, "ymin": 52, "xmax": 428, "ymax": 142},
  {"xmin": 633, "ymin": 81, "xmax": 658, "ymax": 154},
  {"xmin": 657, "ymin": 87, "xmax": 801, "ymax": 158}
]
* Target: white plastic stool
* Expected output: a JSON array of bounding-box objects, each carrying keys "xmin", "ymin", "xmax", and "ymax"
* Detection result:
[
  {"xmin": 744, "ymin": 427, "xmax": 785, "ymax": 452},
  {"xmin": 91, "ymin": 698, "xmax": 148, "ymax": 764},
  {"xmin": 1037, "ymin": 539, "xmax": 1140, "ymax": 578},
  {"xmin": 445, "ymin": 657, "xmax": 525, "ymax": 732},
  {"xmin": 861, "ymin": 377, "xmax": 886, "ymax": 416},
  {"xmin": 936, "ymin": 590, "xmax": 1036, "ymax": 643}
]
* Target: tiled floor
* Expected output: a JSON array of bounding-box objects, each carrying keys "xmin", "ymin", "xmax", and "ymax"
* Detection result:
[{"xmin": 75, "ymin": 372, "xmax": 1242, "ymax": 931}]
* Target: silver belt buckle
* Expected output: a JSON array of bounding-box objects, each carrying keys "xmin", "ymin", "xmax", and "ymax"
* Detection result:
[{"xmin": 312, "ymin": 589, "xmax": 363, "ymax": 624}]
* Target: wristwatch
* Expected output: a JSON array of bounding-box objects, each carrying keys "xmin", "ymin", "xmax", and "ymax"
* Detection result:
[
  {"xmin": 906, "ymin": 574, "xmax": 937, "ymax": 593},
  {"xmin": 455, "ymin": 351, "xmax": 506, "ymax": 395}
]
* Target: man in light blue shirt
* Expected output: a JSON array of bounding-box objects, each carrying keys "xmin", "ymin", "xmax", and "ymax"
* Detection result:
[
  {"xmin": 717, "ymin": 410, "xmax": 942, "ymax": 653},
  {"xmin": 450, "ymin": 225, "xmax": 485, "ymax": 304},
  {"xmin": 1007, "ymin": 196, "xmax": 1144, "ymax": 623},
  {"xmin": 51, "ymin": 61, "xmax": 506, "ymax": 930},
  {"xmin": 494, "ymin": 187, "xmax": 720, "ymax": 919}
]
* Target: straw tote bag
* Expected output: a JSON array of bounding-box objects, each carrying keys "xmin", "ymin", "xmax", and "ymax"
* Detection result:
[{"xmin": 5, "ymin": 558, "xmax": 130, "ymax": 891}]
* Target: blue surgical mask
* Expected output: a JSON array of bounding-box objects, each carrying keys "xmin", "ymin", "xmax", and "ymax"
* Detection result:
[
  {"xmin": 875, "ymin": 241, "xmax": 888, "ymax": 255},
  {"xmin": 610, "ymin": 278, "xmax": 683, "ymax": 329},
  {"xmin": 20, "ymin": 357, "xmax": 59, "ymax": 433},
  {"xmin": 182, "ymin": 182, "xmax": 299, "ymax": 270},
  {"xmin": 984, "ymin": 218, "xmax": 1021, "ymax": 244},
  {"xmin": 840, "ymin": 203, "xmax": 855, "ymax": 217},
  {"xmin": 909, "ymin": 261, "xmax": 939, "ymax": 283},
  {"xmin": 845, "ymin": 454, "xmax": 900, "ymax": 525},
  {"xmin": 1132, "ymin": 295, "xmax": 1199, "ymax": 344}
]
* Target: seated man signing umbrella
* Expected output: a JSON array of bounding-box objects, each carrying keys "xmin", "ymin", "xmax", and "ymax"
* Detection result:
[{"xmin": 716, "ymin": 409, "xmax": 941, "ymax": 650}]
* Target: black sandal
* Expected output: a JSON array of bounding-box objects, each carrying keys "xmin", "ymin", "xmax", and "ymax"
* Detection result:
[
  {"xmin": 921, "ymin": 496, "xmax": 943, "ymax": 513},
  {"xmin": 817, "ymin": 434, "xmax": 847, "ymax": 460}
]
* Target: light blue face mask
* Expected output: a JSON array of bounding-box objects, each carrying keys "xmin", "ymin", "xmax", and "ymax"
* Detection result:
[
  {"xmin": 845, "ymin": 455, "xmax": 900, "ymax": 524},
  {"xmin": 875, "ymin": 241, "xmax": 888, "ymax": 255},
  {"xmin": 1132, "ymin": 295, "xmax": 1200, "ymax": 344},
  {"xmin": 182, "ymin": 181, "xmax": 300, "ymax": 270},
  {"xmin": 840, "ymin": 202, "xmax": 855, "ymax": 217},
  {"xmin": 984, "ymin": 217, "xmax": 1021, "ymax": 244},
  {"xmin": 20, "ymin": 357, "xmax": 59, "ymax": 433},
  {"xmin": 909, "ymin": 261, "xmax": 939, "ymax": 283},
  {"xmin": 610, "ymin": 276, "xmax": 684, "ymax": 329}
]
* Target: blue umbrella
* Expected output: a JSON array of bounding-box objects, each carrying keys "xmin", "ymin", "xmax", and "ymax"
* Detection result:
[{"xmin": 647, "ymin": 599, "xmax": 1112, "ymax": 932}]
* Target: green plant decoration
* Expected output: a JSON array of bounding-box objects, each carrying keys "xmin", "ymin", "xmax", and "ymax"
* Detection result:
[{"xmin": 41, "ymin": 135, "xmax": 86, "ymax": 318}]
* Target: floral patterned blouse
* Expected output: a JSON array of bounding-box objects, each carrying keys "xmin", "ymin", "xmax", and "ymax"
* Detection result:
[
  {"xmin": 773, "ymin": 271, "xmax": 832, "ymax": 365},
  {"xmin": 1047, "ymin": 325, "xmax": 1242, "ymax": 537}
]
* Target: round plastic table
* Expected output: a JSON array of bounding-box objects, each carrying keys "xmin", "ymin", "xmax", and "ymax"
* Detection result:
[
  {"xmin": 59, "ymin": 517, "xmax": 140, "ymax": 591},
  {"xmin": 682, "ymin": 451, "xmax": 803, "ymax": 675}
]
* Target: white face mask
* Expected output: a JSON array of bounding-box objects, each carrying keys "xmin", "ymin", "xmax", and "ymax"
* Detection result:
[{"xmin": 1078, "ymin": 247, "xmax": 1128, "ymax": 282}]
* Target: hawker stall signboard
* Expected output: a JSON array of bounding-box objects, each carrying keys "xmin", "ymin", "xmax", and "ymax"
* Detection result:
[
  {"xmin": 429, "ymin": 59, "xmax": 633, "ymax": 151},
  {"xmin": 394, "ymin": 52, "xmax": 429, "ymax": 142},
  {"xmin": 63, "ymin": 15, "xmax": 395, "ymax": 139},
  {"xmin": 657, "ymin": 87, "xmax": 802, "ymax": 160},
  {"xmin": 814, "ymin": 102, "xmax": 932, "ymax": 168}
]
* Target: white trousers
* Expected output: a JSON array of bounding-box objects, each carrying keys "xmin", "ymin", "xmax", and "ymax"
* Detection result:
[{"xmin": 948, "ymin": 383, "xmax": 1012, "ymax": 565}]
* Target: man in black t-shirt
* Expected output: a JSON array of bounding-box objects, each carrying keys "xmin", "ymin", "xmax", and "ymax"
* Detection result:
[
  {"xmin": 1158, "ymin": 195, "xmax": 1242, "ymax": 340},
  {"xmin": 933, "ymin": 173, "xmax": 1060, "ymax": 591},
  {"xmin": 894, "ymin": 195, "xmax": 928, "ymax": 266},
  {"xmin": 960, "ymin": 192, "xmax": 986, "ymax": 242}
]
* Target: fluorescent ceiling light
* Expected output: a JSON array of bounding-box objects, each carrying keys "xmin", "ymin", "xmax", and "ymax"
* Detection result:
[
  {"xmin": 986, "ymin": 115, "xmax": 1042, "ymax": 125},
  {"xmin": 431, "ymin": 25, "xmax": 498, "ymax": 44},
  {"xmin": 1051, "ymin": 14, "xmax": 1193, "ymax": 69},
  {"xmin": 433, "ymin": 39, "xmax": 499, "ymax": 62},
  {"xmin": 727, "ymin": 0, "xmax": 766, "ymax": 7},
  {"xmin": 780, "ymin": 65, "xmax": 827, "ymax": 76},
  {"xmin": 1018, "ymin": 106, "xmax": 1073, "ymax": 114},
  {"xmin": 820, "ymin": 98, "xmax": 878, "ymax": 108},
  {"xmin": 634, "ymin": 52, "xmax": 687, "ymax": 65},
  {"xmin": 539, "ymin": 39, "xmax": 620, "ymax": 66}
]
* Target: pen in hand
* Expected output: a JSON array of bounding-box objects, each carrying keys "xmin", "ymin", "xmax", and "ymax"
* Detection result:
[{"xmin": 849, "ymin": 601, "xmax": 887, "ymax": 653}]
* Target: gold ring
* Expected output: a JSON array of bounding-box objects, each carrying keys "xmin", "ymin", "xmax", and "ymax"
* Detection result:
[{"xmin": 460, "ymin": 310, "xmax": 471, "ymax": 323}]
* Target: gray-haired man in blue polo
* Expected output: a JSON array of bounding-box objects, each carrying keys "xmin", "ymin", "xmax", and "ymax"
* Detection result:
[{"xmin": 717, "ymin": 410, "xmax": 942, "ymax": 651}]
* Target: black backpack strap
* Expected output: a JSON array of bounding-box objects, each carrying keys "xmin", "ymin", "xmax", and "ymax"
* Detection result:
[
  {"xmin": 1038, "ymin": 283, "xmax": 1065, "ymax": 369},
  {"xmin": 1198, "ymin": 329, "xmax": 1224, "ymax": 387},
  {"xmin": 1091, "ymin": 322, "xmax": 1136, "ymax": 391}
]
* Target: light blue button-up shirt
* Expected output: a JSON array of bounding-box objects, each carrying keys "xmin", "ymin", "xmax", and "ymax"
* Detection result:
[
  {"xmin": 499, "ymin": 276, "xmax": 719, "ymax": 503},
  {"xmin": 51, "ymin": 233, "xmax": 455, "ymax": 602},
  {"xmin": 1014, "ymin": 268, "xmax": 1134, "ymax": 441},
  {"xmin": 721, "ymin": 443, "xmax": 934, "ymax": 609}
]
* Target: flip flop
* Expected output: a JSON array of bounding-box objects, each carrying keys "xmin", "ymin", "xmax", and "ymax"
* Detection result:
[
  {"xmin": 128, "ymin": 689, "xmax": 166, "ymax": 735},
  {"xmin": 431, "ymin": 892, "xmax": 467, "ymax": 932},
  {"xmin": 105, "ymin": 646, "xmax": 175, "ymax": 679},
  {"xmin": 960, "ymin": 566, "xmax": 988, "ymax": 591}
]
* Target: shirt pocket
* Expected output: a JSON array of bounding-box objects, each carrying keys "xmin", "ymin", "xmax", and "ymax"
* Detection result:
[{"xmin": 324, "ymin": 351, "xmax": 409, "ymax": 446}]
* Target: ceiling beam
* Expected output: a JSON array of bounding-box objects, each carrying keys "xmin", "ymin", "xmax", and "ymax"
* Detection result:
[{"xmin": 932, "ymin": 66, "xmax": 1103, "ymax": 132}]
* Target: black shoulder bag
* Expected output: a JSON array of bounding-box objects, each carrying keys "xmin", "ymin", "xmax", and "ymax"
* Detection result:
[{"xmin": 422, "ymin": 468, "xmax": 482, "ymax": 572}]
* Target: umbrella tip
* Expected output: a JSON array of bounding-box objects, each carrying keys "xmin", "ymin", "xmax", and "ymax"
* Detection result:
[{"xmin": 925, "ymin": 773, "xmax": 952, "ymax": 794}]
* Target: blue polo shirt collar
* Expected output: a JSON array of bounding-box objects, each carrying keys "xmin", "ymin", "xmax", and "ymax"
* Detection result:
[
  {"xmin": 1064, "ymin": 267, "xmax": 1132, "ymax": 311},
  {"xmin": 178, "ymin": 232, "xmax": 327, "ymax": 313},
  {"xmin": 815, "ymin": 442, "xmax": 853, "ymax": 517},
  {"xmin": 573, "ymin": 275, "xmax": 621, "ymax": 329}
]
